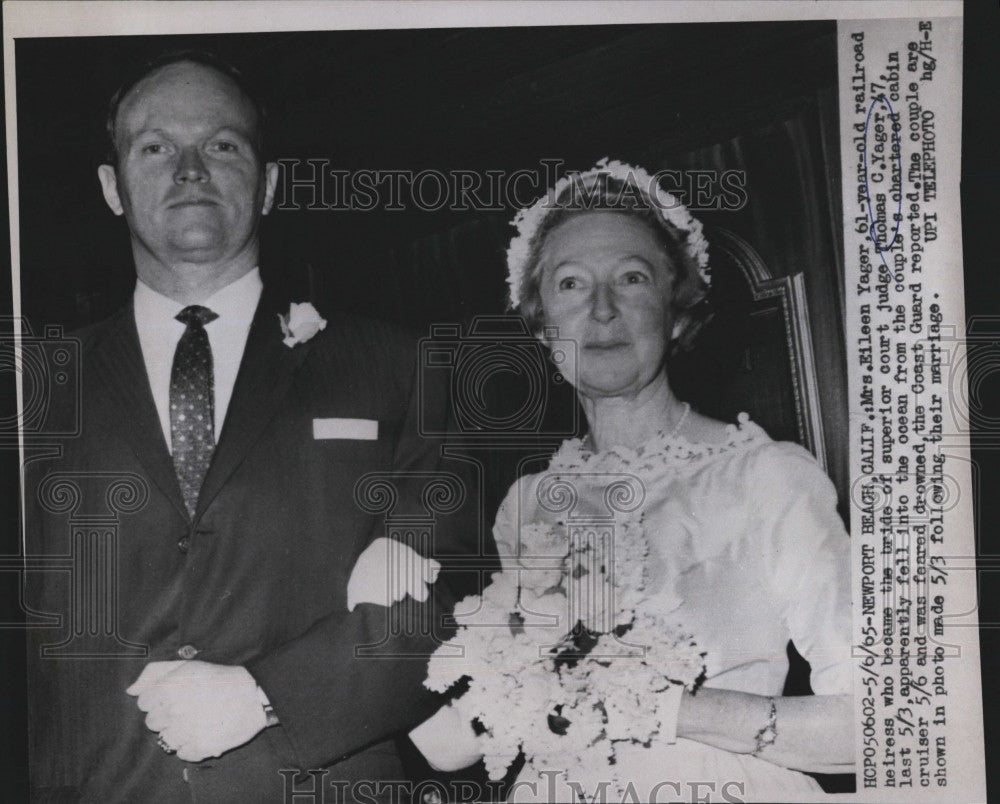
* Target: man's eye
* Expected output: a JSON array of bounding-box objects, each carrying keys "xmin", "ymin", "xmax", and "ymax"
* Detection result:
[
  {"xmin": 622, "ymin": 271, "xmax": 650, "ymax": 285},
  {"xmin": 558, "ymin": 277, "xmax": 579, "ymax": 291},
  {"xmin": 141, "ymin": 143, "xmax": 166, "ymax": 155},
  {"xmin": 212, "ymin": 141, "xmax": 238, "ymax": 153}
]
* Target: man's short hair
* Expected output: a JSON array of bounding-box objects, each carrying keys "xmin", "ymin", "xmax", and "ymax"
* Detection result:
[{"xmin": 105, "ymin": 49, "xmax": 267, "ymax": 166}]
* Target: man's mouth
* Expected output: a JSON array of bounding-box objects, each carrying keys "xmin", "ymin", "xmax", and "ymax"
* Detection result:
[{"xmin": 168, "ymin": 198, "xmax": 219, "ymax": 208}]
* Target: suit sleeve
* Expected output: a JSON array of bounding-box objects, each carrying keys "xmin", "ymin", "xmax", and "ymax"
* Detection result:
[{"xmin": 247, "ymin": 339, "xmax": 490, "ymax": 770}]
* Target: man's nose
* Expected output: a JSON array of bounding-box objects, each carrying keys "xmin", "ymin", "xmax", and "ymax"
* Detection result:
[
  {"xmin": 589, "ymin": 283, "xmax": 619, "ymax": 323},
  {"xmin": 173, "ymin": 147, "xmax": 209, "ymax": 184}
]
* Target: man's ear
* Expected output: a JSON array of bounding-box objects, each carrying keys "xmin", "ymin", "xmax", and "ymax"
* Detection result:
[
  {"xmin": 261, "ymin": 162, "xmax": 279, "ymax": 215},
  {"xmin": 97, "ymin": 165, "xmax": 124, "ymax": 216}
]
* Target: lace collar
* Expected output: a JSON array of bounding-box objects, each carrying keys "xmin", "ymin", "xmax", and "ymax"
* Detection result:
[{"xmin": 548, "ymin": 412, "xmax": 770, "ymax": 474}]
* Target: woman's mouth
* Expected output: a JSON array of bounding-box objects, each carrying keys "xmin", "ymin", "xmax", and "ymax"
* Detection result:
[{"xmin": 584, "ymin": 340, "xmax": 629, "ymax": 351}]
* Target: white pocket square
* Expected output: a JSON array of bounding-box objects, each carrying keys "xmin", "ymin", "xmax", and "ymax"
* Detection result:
[
  {"xmin": 313, "ymin": 418, "xmax": 379, "ymax": 440},
  {"xmin": 347, "ymin": 537, "xmax": 442, "ymax": 612}
]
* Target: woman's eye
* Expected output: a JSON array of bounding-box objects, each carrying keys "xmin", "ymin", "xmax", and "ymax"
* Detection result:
[
  {"xmin": 557, "ymin": 277, "xmax": 579, "ymax": 291},
  {"xmin": 622, "ymin": 271, "xmax": 650, "ymax": 285}
]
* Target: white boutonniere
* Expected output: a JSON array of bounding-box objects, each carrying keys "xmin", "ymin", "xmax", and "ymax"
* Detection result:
[{"xmin": 278, "ymin": 302, "xmax": 327, "ymax": 347}]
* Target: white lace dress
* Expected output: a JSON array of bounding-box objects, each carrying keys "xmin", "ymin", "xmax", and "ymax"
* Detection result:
[{"xmin": 494, "ymin": 418, "xmax": 853, "ymax": 803}]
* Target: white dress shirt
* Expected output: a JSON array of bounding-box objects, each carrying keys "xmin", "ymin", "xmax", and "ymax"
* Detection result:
[{"xmin": 133, "ymin": 268, "xmax": 263, "ymax": 453}]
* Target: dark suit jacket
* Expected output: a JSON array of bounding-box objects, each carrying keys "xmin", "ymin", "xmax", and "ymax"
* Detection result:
[{"xmin": 25, "ymin": 290, "xmax": 485, "ymax": 803}]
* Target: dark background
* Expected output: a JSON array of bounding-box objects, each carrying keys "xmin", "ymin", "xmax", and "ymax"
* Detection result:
[
  {"xmin": 2, "ymin": 6, "xmax": 997, "ymax": 801},
  {"xmin": 13, "ymin": 21, "xmax": 842, "ymax": 329},
  {"xmin": 12, "ymin": 20, "xmax": 851, "ymax": 506}
]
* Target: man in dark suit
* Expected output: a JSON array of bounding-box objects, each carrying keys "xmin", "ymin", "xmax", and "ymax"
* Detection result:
[{"xmin": 25, "ymin": 51, "xmax": 481, "ymax": 802}]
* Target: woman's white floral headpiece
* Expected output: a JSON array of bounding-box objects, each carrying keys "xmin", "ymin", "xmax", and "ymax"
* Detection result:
[{"xmin": 505, "ymin": 157, "xmax": 711, "ymax": 310}]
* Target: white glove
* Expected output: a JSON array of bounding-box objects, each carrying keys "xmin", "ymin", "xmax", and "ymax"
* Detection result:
[
  {"xmin": 346, "ymin": 537, "xmax": 441, "ymax": 611},
  {"xmin": 127, "ymin": 661, "xmax": 267, "ymax": 762}
]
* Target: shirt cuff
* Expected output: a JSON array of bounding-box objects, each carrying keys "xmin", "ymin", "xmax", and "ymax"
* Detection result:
[{"xmin": 256, "ymin": 684, "xmax": 279, "ymax": 728}]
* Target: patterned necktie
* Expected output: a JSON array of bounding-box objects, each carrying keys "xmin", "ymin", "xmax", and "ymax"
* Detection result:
[{"xmin": 170, "ymin": 305, "xmax": 219, "ymax": 518}]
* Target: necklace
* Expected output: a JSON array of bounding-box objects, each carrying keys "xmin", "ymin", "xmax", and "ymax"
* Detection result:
[
  {"xmin": 666, "ymin": 401, "xmax": 692, "ymax": 440},
  {"xmin": 583, "ymin": 401, "xmax": 692, "ymax": 452}
]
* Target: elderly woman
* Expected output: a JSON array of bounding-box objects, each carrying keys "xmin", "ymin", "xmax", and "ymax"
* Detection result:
[{"xmin": 410, "ymin": 160, "xmax": 854, "ymax": 801}]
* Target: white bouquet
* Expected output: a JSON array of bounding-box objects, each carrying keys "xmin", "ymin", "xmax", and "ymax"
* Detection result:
[{"xmin": 424, "ymin": 514, "xmax": 706, "ymax": 785}]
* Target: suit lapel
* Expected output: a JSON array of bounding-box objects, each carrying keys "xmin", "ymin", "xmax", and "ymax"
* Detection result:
[
  {"xmin": 194, "ymin": 291, "xmax": 311, "ymax": 519},
  {"xmin": 88, "ymin": 304, "xmax": 189, "ymax": 521}
]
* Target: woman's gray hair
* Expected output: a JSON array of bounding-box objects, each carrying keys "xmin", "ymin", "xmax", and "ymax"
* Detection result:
[{"xmin": 514, "ymin": 175, "xmax": 711, "ymax": 353}]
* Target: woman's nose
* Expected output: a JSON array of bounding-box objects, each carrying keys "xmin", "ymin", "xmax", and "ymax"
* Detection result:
[
  {"xmin": 173, "ymin": 147, "xmax": 209, "ymax": 184},
  {"xmin": 589, "ymin": 283, "xmax": 618, "ymax": 323}
]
